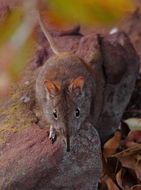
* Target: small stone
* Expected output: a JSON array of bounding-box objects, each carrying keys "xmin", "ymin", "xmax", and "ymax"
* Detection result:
[
  {"xmin": 20, "ymin": 95, "xmax": 30, "ymax": 103},
  {"xmin": 40, "ymin": 158, "xmax": 45, "ymax": 163},
  {"xmin": 24, "ymin": 81, "xmax": 30, "ymax": 85},
  {"xmin": 109, "ymin": 27, "xmax": 118, "ymax": 35},
  {"xmin": 22, "ymin": 172, "xmax": 25, "ymax": 176}
]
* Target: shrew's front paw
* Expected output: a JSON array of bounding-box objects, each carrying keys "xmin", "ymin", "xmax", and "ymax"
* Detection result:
[{"xmin": 49, "ymin": 126, "xmax": 57, "ymax": 143}]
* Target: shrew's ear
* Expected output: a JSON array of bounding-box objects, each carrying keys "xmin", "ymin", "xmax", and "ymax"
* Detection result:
[
  {"xmin": 69, "ymin": 76, "xmax": 85, "ymax": 94},
  {"xmin": 44, "ymin": 80, "xmax": 61, "ymax": 97}
]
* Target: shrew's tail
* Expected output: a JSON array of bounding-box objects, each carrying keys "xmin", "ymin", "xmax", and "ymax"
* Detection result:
[{"xmin": 37, "ymin": 11, "xmax": 60, "ymax": 56}]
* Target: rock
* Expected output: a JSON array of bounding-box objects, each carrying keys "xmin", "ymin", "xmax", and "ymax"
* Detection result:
[
  {"xmin": 96, "ymin": 32, "xmax": 139, "ymax": 143},
  {"xmin": 0, "ymin": 123, "xmax": 102, "ymax": 190},
  {"xmin": 77, "ymin": 31, "xmax": 139, "ymax": 143},
  {"xmin": 0, "ymin": 81, "xmax": 102, "ymax": 190}
]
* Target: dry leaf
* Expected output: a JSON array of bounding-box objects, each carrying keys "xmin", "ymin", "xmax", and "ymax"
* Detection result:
[
  {"xmin": 104, "ymin": 130, "xmax": 122, "ymax": 157},
  {"xmin": 131, "ymin": 184, "xmax": 141, "ymax": 190},
  {"xmin": 113, "ymin": 144, "xmax": 141, "ymax": 181},
  {"xmin": 124, "ymin": 118, "xmax": 141, "ymax": 130}
]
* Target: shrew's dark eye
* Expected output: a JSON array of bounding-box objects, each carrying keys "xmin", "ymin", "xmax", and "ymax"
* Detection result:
[
  {"xmin": 75, "ymin": 108, "xmax": 80, "ymax": 118},
  {"xmin": 53, "ymin": 109, "xmax": 58, "ymax": 120}
]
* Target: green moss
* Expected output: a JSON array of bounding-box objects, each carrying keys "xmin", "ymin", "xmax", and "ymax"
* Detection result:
[{"xmin": 0, "ymin": 81, "xmax": 36, "ymax": 144}]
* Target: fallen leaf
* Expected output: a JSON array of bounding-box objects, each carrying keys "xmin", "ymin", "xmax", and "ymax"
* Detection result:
[
  {"xmin": 131, "ymin": 184, "xmax": 141, "ymax": 190},
  {"xmin": 104, "ymin": 130, "xmax": 122, "ymax": 157},
  {"xmin": 120, "ymin": 167, "xmax": 138, "ymax": 188},
  {"xmin": 125, "ymin": 130, "xmax": 141, "ymax": 148},
  {"xmin": 113, "ymin": 144, "xmax": 141, "ymax": 181},
  {"xmin": 124, "ymin": 118, "xmax": 141, "ymax": 130}
]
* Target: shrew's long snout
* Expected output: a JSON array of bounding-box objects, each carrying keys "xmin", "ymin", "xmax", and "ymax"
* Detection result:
[
  {"xmin": 66, "ymin": 134, "xmax": 70, "ymax": 152},
  {"xmin": 61, "ymin": 127, "xmax": 70, "ymax": 152}
]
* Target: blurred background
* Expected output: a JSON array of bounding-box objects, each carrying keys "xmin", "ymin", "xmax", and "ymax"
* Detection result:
[{"xmin": 0, "ymin": 0, "xmax": 136, "ymax": 102}]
